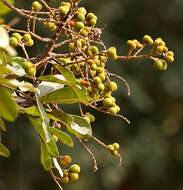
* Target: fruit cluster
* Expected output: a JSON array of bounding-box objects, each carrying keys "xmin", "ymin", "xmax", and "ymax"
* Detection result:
[{"xmin": 107, "ymin": 143, "xmax": 120, "ymax": 156}]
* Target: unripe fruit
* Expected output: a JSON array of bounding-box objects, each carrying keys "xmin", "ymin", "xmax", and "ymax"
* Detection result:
[
  {"xmin": 32, "ymin": 1, "xmax": 42, "ymax": 11},
  {"xmin": 107, "ymin": 145, "xmax": 115, "ymax": 152},
  {"xmin": 106, "ymin": 47, "xmax": 117, "ymax": 60},
  {"xmin": 154, "ymin": 38, "xmax": 162, "ymax": 46},
  {"xmin": 12, "ymin": 33, "xmax": 22, "ymax": 41},
  {"xmin": 93, "ymin": 76, "xmax": 102, "ymax": 85},
  {"xmin": 164, "ymin": 55, "xmax": 174, "ymax": 63},
  {"xmin": 108, "ymin": 81, "xmax": 118, "ymax": 91},
  {"xmin": 59, "ymin": 6, "xmax": 70, "ymax": 15},
  {"xmin": 89, "ymin": 18, "xmax": 97, "ymax": 26},
  {"xmin": 77, "ymin": 7, "xmax": 87, "ymax": 16},
  {"xmin": 27, "ymin": 66, "xmax": 36, "ymax": 76},
  {"xmin": 23, "ymin": 61, "xmax": 33, "ymax": 70},
  {"xmin": 60, "ymin": 176, "xmax": 70, "ymax": 183},
  {"xmin": 108, "ymin": 106, "xmax": 118, "ymax": 115},
  {"xmin": 9, "ymin": 37, "xmax": 19, "ymax": 47},
  {"xmin": 113, "ymin": 143, "xmax": 120, "ymax": 150},
  {"xmin": 115, "ymin": 105, "xmax": 120, "ymax": 112},
  {"xmin": 71, "ymin": 64, "xmax": 79, "ymax": 72},
  {"xmin": 96, "ymin": 67, "xmax": 104, "ymax": 74},
  {"xmin": 86, "ymin": 49, "xmax": 93, "ymax": 57},
  {"xmin": 127, "ymin": 40, "xmax": 136, "ymax": 50},
  {"xmin": 111, "ymin": 150, "xmax": 118, "ymax": 156},
  {"xmin": 103, "ymin": 98, "xmax": 115, "ymax": 107},
  {"xmin": 87, "ymin": 13, "xmax": 97, "ymax": 20},
  {"xmin": 80, "ymin": 28, "xmax": 88, "ymax": 37},
  {"xmin": 91, "ymin": 46, "xmax": 98, "ymax": 54},
  {"xmin": 166, "ymin": 51, "xmax": 174, "ymax": 57},
  {"xmin": 69, "ymin": 43, "xmax": 75, "ymax": 52},
  {"xmin": 90, "ymin": 63, "xmax": 98, "ymax": 70},
  {"xmin": 76, "ymin": 13, "xmax": 85, "ymax": 21},
  {"xmin": 98, "ymin": 72, "xmax": 106, "ymax": 81},
  {"xmin": 75, "ymin": 21, "xmax": 85, "ymax": 31},
  {"xmin": 156, "ymin": 45, "xmax": 165, "ymax": 53},
  {"xmin": 97, "ymin": 83, "xmax": 105, "ymax": 91},
  {"xmin": 48, "ymin": 23, "xmax": 57, "ymax": 31},
  {"xmin": 143, "ymin": 35, "xmax": 153, "ymax": 45},
  {"xmin": 69, "ymin": 164, "xmax": 81, "ymax": 173},
  {"xmin": 61, "ymin": 2, "xmax": 71, "ymax": 8},
  {"xmin": 69, "ymin": 172, "xmax": 79, "ymax": 181},
  {"xmin": 153, "ymin": 59, "xmax": 167, "ymax": 71},
  {"xmin": 27, "ymin": 39, "xmax": 34, "ymax": 47},
  {"xmin": 100, "ymin": 56, "xmax": 107, "ymax": 63},
  {"xmin": 23, "ymin": 33, "xmax": 32, "ymax": 42}
]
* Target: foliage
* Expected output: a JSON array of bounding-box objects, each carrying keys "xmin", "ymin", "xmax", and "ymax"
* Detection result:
[{"xmin": 0, "ymin": 0, "xmax": 175, "ymax": 189}]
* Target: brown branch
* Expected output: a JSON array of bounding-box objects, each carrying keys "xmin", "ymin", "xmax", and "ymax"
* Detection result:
[{"xmin": 49, "ymin": 169, "xmax": 63, "ymax": 190}]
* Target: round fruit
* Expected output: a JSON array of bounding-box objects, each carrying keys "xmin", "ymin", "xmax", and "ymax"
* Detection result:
[
  {"xmin": 61, "ymin": 155, "xmax": 72, "ymax": 167},
  {"xmin": 91, "ymin": 46, "xmax": 98, "ymax": 54},
  {"xmin": 96, "ymin": 67, "xmax": 104, "ymax": 74},
  {"xmin": 90, "ymin": 63, "xmax": 98, "ymax": 70},
  {"xmin": 9, "ymin": 37, "xmax": 18, "ymax": 47},
  {"xmin": 87, "ymin": 13, "xmax": 97, "ymax": 20},
  {"xmin": 108, "ymin": 81, "xmax": 118, "ymax": 91},
  {"xmin": 75, "ymin": 21, "xmax": 85, "ymax": 31},
  {"xmin": 93, "ymin": 76, "xmax": 101, "ymax": 85},
  {"xmin": 59, "ymin": 6, "xmax": 70, "ymax": 15},
  {"xmin": 89, "ymin": 18, "xmax": 97, "ymax": 26},
  {"xmin": 76, "ymin": 13, "xmax": 85, "ymax": 21},
  {"xmin": 69, "ymin": 164, "xmax": 81, "ymax": 173},
  {"xmin": 111, "ymin": 150, "xmax": 118, "ymax": 156},
  {"xmin": 143, "ymin": 35, "xmax": 153, "ymax": 45},
  {"xmin": 32, "ymin": 1, "xmax": 42, "ymax": 11},
  {"xmin": 23, "ymin": 33, "xmax": 32, "ymax": 42},
  {"xmin": 113, "ymin": 143, "xmax": 120, "ymax": 150},
  {"xmin": 103, "ymin": 98, "xmax": 115, "ymax": 107},
  {"xmin": 127, "ymin": 40, "xmax": 136, "ymax": 50},
  {"xmin": 108, "ymin": 106, "xmax": 118, "ymax": 115},
  {"xmin": 60, "ymin": 176, "xmax": 69, "ymax": 183},
  {"xmin": 97, "ymin": 83, "xmax": 105, "ymax": 91},
  {"xmin": 23, "ymin": 61, "xmax": 33, "ymax": 69},
  {"xmin": 77, "ymin": 7, "xmax": 87, "ymax": 16},
  {"xmin": 12, "ymin": 33, "xmax": 22, "ymax": 41},
  {"xmin": 98, "ymin": 72, "xmax": 106, "ymax": 81},
  {"xmin": 69, "ymin": 172, "xmax": 79, "ymax": 181},
  {"xmin": 106, "ymin": 47, "xmax": 117, "ymax": 60},
  {"xmin": 69, "ymin": 43, "xmax": 75, "ymax": 52},
  {"xmin": 164, "ymin": 55, "xmax": 174, "ymax": 63},
  {"xmin": 107, "ymin": 145, "xmax": 115, "ymax": 152},
  {"xmin": 27, "ymin": 39, "xmax": 34, "ymax": 47}
]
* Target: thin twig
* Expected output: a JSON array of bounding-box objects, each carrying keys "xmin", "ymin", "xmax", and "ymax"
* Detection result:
[{"xmin": 49, "ymin": 169, "xmax": 63, "ymax": 190}]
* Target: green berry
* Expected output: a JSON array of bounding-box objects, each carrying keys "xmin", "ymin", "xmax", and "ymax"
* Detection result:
[
  {"xmin": 69, "ymin": 43, "xmax": 75, "ymax": 52},
  {"xmin": 23, "ymin": 33, "xmax": 31, "ymax": 42},
  {"xmin": 98, "ymin": 72, "xmax": 106, "ymax": 81},
  {"xmin": 32, "ymin": 1, "xmax": 42, "ymax": 11},
  {"xmin": 100, "ymin": 56, "xmax": 107, "ymax": 63},
  {"xmin": 77, "ymin": 7, "xmax": 87, "ymax": 16},
  {"xmin": 111, "ymin": 150, "xmax": 118, "ymax": 156},
  {"xmin": 80, "ymin": 28, "xmax": 88, "ymax": 37},
  {"xmin": 61, "ymin": 176, "xmax": 70, "ymax": 183},
  {"xmin": 61, "ymin": 2, "xmax": 71, "ymax": 8},
  {"xmin": 27, "ymin": 39, "xmax": 34, "ymax": 47},
  {"xmin": 23, "ymin": 61, "xmax": 33, "ymax": 70},
  {"xmin": 156, "ymin": 45, "xmax": 165, "ymax": 53},
  {"xmin": 59, "ymin": 6, "xmax": 70, "ymax": 15},
  {"xmin": 75, "ymin": 21, "xmax": 85, "ymax": 31},
  {"xmin": 115, "ymin": 105, "xmax": 120, "ymax": 112},
  {"xmin": 69, "ymin": 164, "xmax": 80, "ymax": 173},
  {"xmin": 96, "ymin": 67, "xmax": 104, "ymax": 74},
  {"xmin": 113, "ymin": 143, "xmax": 120, "ymax": 150},
  {"xmin": 48, "ymin": 23, "xmax": 57, "ymax": 31},
  {"xmin": 164, "ymin": 55, "xmax": 174, "ymax": 63},
  {"xmin": 90, "ymin": 63, "xmax": 98, "ymax": 70},
  {"xmin": 127, "ymin": 40, "xmax": 136, "ymax": 50},
  {"xmin": 108, "ymin": 106, "xmax": 118, "ymax": 115},
  {"xmin": 97, "ymin": 83, "xmax": 105, "ymax": 91},
  {"xmin": 87, "ymin": 13, "xmax": 97, "ymax": 20},
  {"xmin": 154, "ymin": 38, "xmax": 162, "ymax": 46},
  {"xmin": 107, "ymin": 145, "xmax": 115, "ymax": 152},
  {"xmin": 12, "ymin": 33, "xmax": 22, "ymax": 41},
  {"xmin": 93, "ymin": 76, "xmax": 102, "ymax": 85},
  {"xmin": 89, "ymin": 18, "xmax": 97, "ymax": 26},
  {"xmin": 9, "ymin": 37, "xmax": 19, "ymax": 47},
  {"xmin": 76, "ymin": 13, "xmax": 85, "ymax": 21},
  {"xmin": 106, "ymin": 47, "xmax": 117, "ymax": 60},
  {"xmin": 103, "ymin": 98, "xmax": 115, "ymax": 107},
  {"xmin": 69, "ymin": 172, "xmax": 79, "ymax": 181},
  {"xmin": 90, "ymin": 46, "xmax": 98, "ymax": 54},
  {"xmin": 143, "ymin": 35, "xmax": 153, "ymax": 45},
  {"xmin": 108, "ymin": 81, "xmax": 118, "ymax": 91},
  {"xmin": 153, "ymin": 59, "xmax": 167, "ymax": 71}
]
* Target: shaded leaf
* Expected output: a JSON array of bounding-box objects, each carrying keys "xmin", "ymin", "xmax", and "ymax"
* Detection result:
[
  {"xmin": 0, "ymin": 143, "xmax": 10, "ymax": 157},
  {"xmin": 29, "ymin": 117, "xmax": 59, "ymax": 157},
  {"xmin": 0, "ymin": 117, "xmax": 6, "ymax": 131},
  {"xmin": 49, "ymin": 127, "xmax": 73, "ymax": 147},
  {"xmin": 35, "ymin": 93, "xmax": 50, "ymax": 143},
  {"xmin": 0, "ymin": 86, "xmax": 18, "ymax": 121},
  {"xmin": 40, "ymin": 138, "xmax": 52, "ymax": 171}
]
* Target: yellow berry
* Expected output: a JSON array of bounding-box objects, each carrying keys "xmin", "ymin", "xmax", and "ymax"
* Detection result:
[
  {"xmin": 69, "ymin": 172, "xmax": 79, "ymax": 181},
  {"xmin": 107, "ymin": 145, "xmax": 115, "ymax": 152},
  {"xmin": 32, "ymin": 1, "xmax": 42, "ymax": 11},
  {"xmin": 23, "ymin": 33, "xmax": 32, "ymax": 42},
  {"xmin": 69, "ymin": 164, "xmax": 80, "ymax": 173},
  {"xmin": 164, "ymin": 55, "xmax": 174, "ymax": 63},
  {"xmin": 108, "ymin": 106, "xmax": 118, "ymax": 115},
  {"xmin": 113, "ymin": 143, "xmax": 120, "ymax": 150},
  {"xmin": 9, "ymin": 37, "xmax": 19, "ymax": 47},
  {"xmin": 127, "ymin": 40, "xmax": 136, "ymax": 50},
  {"xmin": 143, "ymin": 35, "xmax": 153, "ymax": 45},
  {"xmin": 108, "ymin": 81, "xmax": 118, "ymax": 91},
  {"xmin": 106, "ymin": 47, "xmax": 117, "ymax": 60},
  {"xmin": 12, "ymin": 33, "xmax": 22, "ymax": 41},
  {"xmin": 27, "ymin": 39, "xmax": 34, "ymax": 47}
]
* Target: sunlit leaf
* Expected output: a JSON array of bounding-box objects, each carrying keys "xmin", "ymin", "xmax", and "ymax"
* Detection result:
[
  {"xmin": 0, "ymin": 26, "xmax": 9, "ymax": 47},
  {"xmin": 0, "ymin": 117, "xmax": 6, "ymax": 131},
  {"xmin": 0, "ymin": 143, "xmax": 10, "ymax": 157},
  {"xmin": 52, "ymin": 158, "xmax": 63, "ymax": 177},
  {"xmin": 0, "ymin": 86, "xmax": 18, "ymax": 121},
  {"xmin": 49, "ymin": 127, "xmax": 73, "ymax": 147},
  {"xmin": 40, "ymin": 138, "xmax": 52, "ymax": 171},
  {"xmin": 67, "ymin": 115, "xmax": 92, "ymax": 139},
  {"xmin": 29, "ymin": 117, "xmax": 59, "ymax": 157}
]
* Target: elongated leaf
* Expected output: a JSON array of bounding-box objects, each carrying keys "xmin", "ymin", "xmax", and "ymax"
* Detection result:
[
  {"xmin": 35, "ymin": 93, "xmax": 50, "ymax": 143},
  {"xmin": 29, "ymin": 117, "xmax": 59, "ymax": 157},
  {"xmin": 40, "ymin": 138, "xmax": 52, "ymax": 171},
  {"xmin": 11, "ymin": 57, "xmax": 26, "ymax": 67},
  {"xmin": 49, "ymin": 127, "xmax": 73, "ymax": 147},
  {"xmin": 0, "ymin": 143, "xmax": 10, "ymax": 157},
  {"xmin": 0, "ymin": 117, "xmax": 6, "ymax": 131},
  {"xmin": 40, "ymin": 87, "xmax": 80, "ymax": 104},
  {"xmin": 0, "ymin": 86, "xmax": 18, "ymax": 121},
  {"xmin": 67, "ymin": 115, "xmax": 92, "ymax": 139},
  {"xmin": 52, "ymin": 158, "xmax": 63, "ymax": 177}
]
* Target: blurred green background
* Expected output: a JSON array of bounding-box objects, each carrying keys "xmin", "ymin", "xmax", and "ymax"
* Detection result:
[{"xmin": 1, "ymin": 0, "xmax": 183, "ymax": 190}]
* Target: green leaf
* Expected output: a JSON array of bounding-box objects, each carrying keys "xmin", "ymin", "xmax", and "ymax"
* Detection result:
[
  {"xmin": 0, "ymin": 86, "xmax": 18, "ymax": 121},
  {"xmin": 48, "ymin": 127, "xmax": 73, "ymax": 147},
  {"xmin": 40, "ymin": 138, "xmax": 52, "ymax": 171},
  {"xmin": 35, "ymin": 93, "xmax": 50, "ymax": 143},
  {"xmin": 0, "ymin": 117, "xmax": 6, "ymax": 131},
  {"xmin": 29, "ymin": 117, "xmax": 59, "ymax": 157},
  {"xmin": 0, "ymin": 143, "xmax": 10, "ymax": 157},
  {"xmin": 67, "ymin": 115, "xmax": 92, "ymax": 139},
  {"xmin": 11, "ymin": 57, "xmax": 26, "ymax": 67},
  {"xmin": 40, "ymin": 87, "xmax": 81, "ymax": 104}
]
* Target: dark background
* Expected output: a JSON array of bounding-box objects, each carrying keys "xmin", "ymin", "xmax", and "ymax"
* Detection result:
[{"xmin": 1, "ymin": 0, "xmax": 183, "ymax": 190}]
